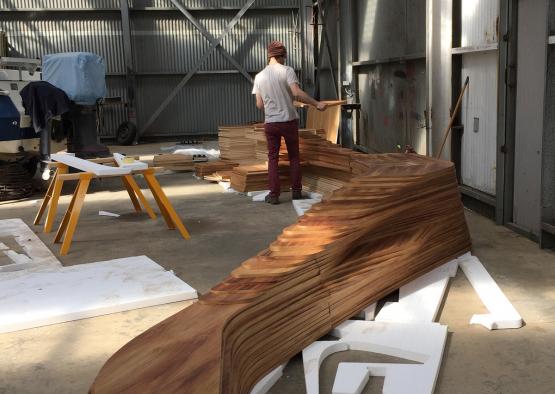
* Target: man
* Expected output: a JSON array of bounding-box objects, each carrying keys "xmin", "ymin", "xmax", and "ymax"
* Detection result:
[{"xmin": 252, "ymin": 41, "xmax": 327, "ymax": 205}]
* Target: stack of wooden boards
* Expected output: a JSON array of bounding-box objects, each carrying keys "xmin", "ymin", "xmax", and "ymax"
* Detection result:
[
  {"xmin": 230, "ymin": 163, "xmax": 292, "ymax": 192},
  {"xmin": 302, "ymin": 166, "xmax": 352, "ymax": 196},
  {"xmin": 91, "ymin": 149, "xmax": 471, "ymax": 394},
  {"xmin": 153, "ymin": 154, "xmax": 203, "ymax": 171},
  {"xmin": 249, "ymin": 125, "xmax": 288, "ymax": 161},
  {"xmin": 204, "ymin": 171, "xmax": 233, "ymax": 182},
  {"xmin": 200, "ymin": 124, "xmax": 343, "ymax": 194},
  {"xmin": 218, "ymin": 125, "xmax": 257, "ymax": 161},
  {"xmin": 219, "ymin": 124, "xmax": 325, "ymax": 162},
  {"xmin": 195, "ymin": 160, "xmax": 238, "ymax": 178}
]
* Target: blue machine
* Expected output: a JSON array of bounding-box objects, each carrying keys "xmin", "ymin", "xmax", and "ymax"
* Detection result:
[
  {"xmin": 0, "ymin": 94, "xmax": 35, "ymax": 142},
  {"xmin": 0, "ymin": 57, "xmax": 60, "ymax": 161}
]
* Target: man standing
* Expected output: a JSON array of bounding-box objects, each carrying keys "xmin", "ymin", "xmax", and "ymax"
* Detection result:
[{"xmin": 252, "ymin": 41, "xmax": 327, "ymax": 205}]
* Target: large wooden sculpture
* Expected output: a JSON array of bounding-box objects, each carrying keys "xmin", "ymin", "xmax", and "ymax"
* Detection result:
[{"xmin": 90, "ymin": 143, "xmax": 471, "ymax": 394}]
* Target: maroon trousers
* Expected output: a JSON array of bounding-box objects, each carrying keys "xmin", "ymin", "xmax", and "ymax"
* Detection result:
[{"xmin": 264, "ymin": 119, "xmax": 302, "ymax": 197}]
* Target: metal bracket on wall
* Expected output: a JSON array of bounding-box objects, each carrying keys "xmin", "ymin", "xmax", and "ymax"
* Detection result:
[{"xmin": 139, "ymin": 0, "xmax": 256, "ymax": 136}]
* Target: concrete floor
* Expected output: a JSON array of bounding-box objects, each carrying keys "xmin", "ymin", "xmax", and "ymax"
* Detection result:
[{"xmin": 1, "ymin": 149, "xmax": 554, "ymax": 393}]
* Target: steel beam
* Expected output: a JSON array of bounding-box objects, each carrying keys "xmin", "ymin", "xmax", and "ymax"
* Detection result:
[
  {"xmin": 170, "ymin": 0, "xmax": 253, "ymax": 84},
  {"xmin": 107, "ymin": 69, "xmax": 301, "ymax": 77},
  {"xmin": 314, "ymin": 0, "xmax": 338, "ymax": 99},
  {"xmin": 140, "ymin": 0, "xmax": 255, "ymax": 135},
  {"xmin": 0, "ymin": 5, "xmax": 297, "ymax": 12},
  {"xmin": 119, "ymin": 0, "xmax": 138, "ymax": 141},
  {"xmin": 300, "ymin": 0, "xmax": 314, "ymax": 93},
  {"xmin": 497, "ymin": 0, "xmax": 518, "ymax": 226}
]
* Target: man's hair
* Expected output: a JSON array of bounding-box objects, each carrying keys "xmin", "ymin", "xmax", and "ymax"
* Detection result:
[{"xmin": 267, "ymin": 41, "xmax": 287, "ymax": 60}]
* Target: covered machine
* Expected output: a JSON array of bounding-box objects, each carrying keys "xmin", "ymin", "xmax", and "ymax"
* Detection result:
[{"xmin": 0, "ymin": 52, "xmax": 115, "ymax": 201}]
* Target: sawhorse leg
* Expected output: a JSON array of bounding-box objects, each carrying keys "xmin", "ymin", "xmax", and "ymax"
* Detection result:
[
  {"xmin": 57, "ymin": 173, "xmax": 93, "ymax": 256},
  {"xmin": 142, "ymin": 169, "xmax": 190, "ymax": 239},
  {"xmin": 34, "ymin": 170, "xmax": 56, "ymax": 225},
  {"xmin": 34, "ymin": 164, "xmax": 68, "ymax": 232},
  {"xmin": 121, "ymin": 175, "xmax": 156, "ymax": 219},
  {"xmin": 54, "ymin": 182, "xmax": 79, "ymax": 244}
]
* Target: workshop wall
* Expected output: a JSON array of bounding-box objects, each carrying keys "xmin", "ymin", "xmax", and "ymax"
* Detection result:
[
  {"xmin": 0, "ymin": 0, "xmax": 305, "ymax": 138},
  {"xmin": 343, "ymin": 0, "xmax": 427, "ymax": 154}
]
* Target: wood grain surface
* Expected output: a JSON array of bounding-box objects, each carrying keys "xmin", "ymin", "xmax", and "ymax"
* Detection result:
[
  {"xmin": 306, "ymin": 100, "xmax": 346, "ymax": 143},
  {"xmin": 91, "ymin": 144, "xmax": 471, "ymax": 394}
]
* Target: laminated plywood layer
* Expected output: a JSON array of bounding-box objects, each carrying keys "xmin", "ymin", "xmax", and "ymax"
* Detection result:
[
  {"xmin": 218, "ymin": 125, "xmax": 258, "ymax": 162},
  {"xmin": 91, "ymin": 144, "xmax": 471, "ymax": 394},
  {"xmin": 306, "ymin": 100, "xmax": 346, "ymax": 143}
]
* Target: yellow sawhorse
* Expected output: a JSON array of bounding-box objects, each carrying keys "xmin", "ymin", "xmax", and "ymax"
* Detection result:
[{"xmin": 35, "ymin": 165, "xmax": 190, "ymax": 255}]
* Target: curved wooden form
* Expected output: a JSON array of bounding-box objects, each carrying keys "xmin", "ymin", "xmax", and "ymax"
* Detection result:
[{"xmin": 90, "ymin": 149, "xmax": 471, "ymax": 394}]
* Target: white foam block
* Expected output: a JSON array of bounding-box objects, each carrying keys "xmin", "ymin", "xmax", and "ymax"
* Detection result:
[
  {"xmin": 374, "ymin": 259, "xmax": 458, "ymax": 323},
  {"xmin": 333, "ymin": 362, "xmax": 439, "ymax": 394},
  {"xmin": 113, "ymin": 152, "xmax": 148, "ymax": 170},
  {"xmin": 327, "ymin": 321, "xmax": 448, "ymax": 394},
  {"xmin": 173, "ymin": 147, "xmax": 220, "ymax": 160},
  {"xmin": 0, "ymin": 255, "xmax": 197, "ymax": 334},
  {"xmin": 3, "ymin": 249, "xmax": 32, "ymax": 265},
  {"xmin": 292, "ymin": 198, "xmax": 321, "ymax": 216},
  {"xmin": 252, "ymin": 191, "xmax": 270, "ymax": 202},
  {"xmin": 458, "ymin": 254, "xmax": 523, "ymax": 330},
  {"xmin": 219, "ymin": 182, "xmax": 238, "ymax": 193},
  {"xmin": 333, "ymin": 363, "xmax": 371, "ymax": 394},
  {"xmin": 354, "ymin": 302, "xmax": 377, "ymax": 321},
  {"xmin": 0, "ymin": 218, "xmax": 61, "ymax": 272},
  {"xmin": 250, "ymin": 363, "xmax": 287, "ymax": 394},
  {"xmin": 308, "ymin": 192, "xmax": 323, "ymax": 200},
  {"xmin": 51, "ymin": 153, "xmax": 131, "ymax": 176},
  {"xmin": 247, "ymin": 190, "xmax": 269, "ymax": 197},
  {"xmin": 303, "ymin": 342, "xmax": 350, "ymax": 394},
  {"xmin": 362, "ymin": 303, "xmax": 377, "ymax": 320},
  {"xmin": 99, "ymin": 210, "xmax": 120, "ymax": 218}
]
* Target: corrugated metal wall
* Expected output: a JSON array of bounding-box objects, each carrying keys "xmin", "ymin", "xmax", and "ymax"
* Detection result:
[
  {"xmin": 460, "ymin": 0, "xmax": 498, "ymax": 47},
  {"xmin": 458, "ymin": 0, "xmax": 499, "ymax": 196},
  {"xmin": 0, "ymin": 1, "xmax": 299, "ymax": 10},
  {"xmin": 356, "ymin": 0, "xmax": 425, "ymax": 61},
  {"xmin": 352, "ymin": 0, "xmax": 427, "ymax": 154},
  {"xmin": 0, "ymin": 1, "xmax": 303, "ymax": 138},
  {"xmin": 1, "ymin": 0, "xmax": 119, "ymax": 8},
  {"xmin": 131, "ymin": 8, "xmax": 301, "ymax": 136}
]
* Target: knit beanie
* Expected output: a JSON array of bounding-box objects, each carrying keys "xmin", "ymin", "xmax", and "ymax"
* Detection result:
[{"xmin": 267, "ymin": 41, "xmax": 287, "ymax": 59}]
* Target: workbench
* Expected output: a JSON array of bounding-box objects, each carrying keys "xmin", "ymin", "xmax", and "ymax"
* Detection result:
[{"xmin": 34, "ymin": 155, "xmax": 190, "ymax": 255}]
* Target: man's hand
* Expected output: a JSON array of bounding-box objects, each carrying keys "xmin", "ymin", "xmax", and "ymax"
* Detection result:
[
  {"xmin": 255, "ymin": 93, "xmax": 264, "ymax": 110},
  {"xmin": 316, "ymin": 102, "xmax": 328, "ymax": 112}
]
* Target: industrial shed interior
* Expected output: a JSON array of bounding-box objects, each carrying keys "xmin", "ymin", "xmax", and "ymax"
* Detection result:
[{"xmin": 0, "ymin": 1, "xmax": 554, "ymax": 393}]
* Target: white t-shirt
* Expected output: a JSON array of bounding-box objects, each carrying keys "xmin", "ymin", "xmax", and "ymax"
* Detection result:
[{"xmin": 252, "ymin": 64, "xmax": 299, "ymax": 123}]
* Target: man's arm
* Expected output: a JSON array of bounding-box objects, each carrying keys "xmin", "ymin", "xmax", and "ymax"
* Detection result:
[
  {"xmin": 255, "ymin": 93, "xmax": 264, "ymax": 110},
  {"xmin": 289, "ymin": 83, "xmax": 327, "ymax": 111}
]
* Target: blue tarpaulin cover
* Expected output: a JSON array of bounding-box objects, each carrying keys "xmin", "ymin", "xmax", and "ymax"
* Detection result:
[{"xmin": 42, "ymin": 52, "xmax": 106, "ymax": 105}]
